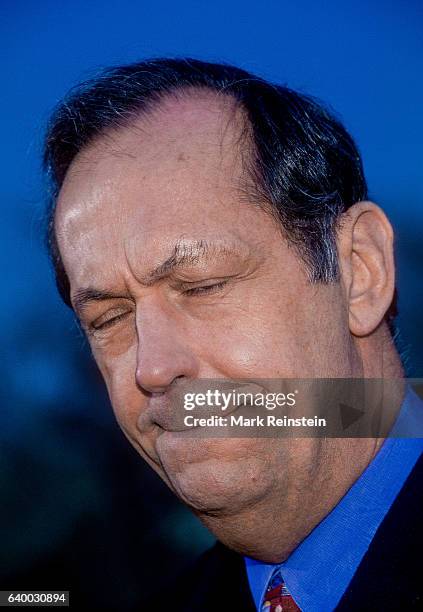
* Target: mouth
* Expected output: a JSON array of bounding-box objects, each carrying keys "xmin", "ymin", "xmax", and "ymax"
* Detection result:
[{"xmin": 136, "ymin": 379, "xmax": 277, "ymax": 436}]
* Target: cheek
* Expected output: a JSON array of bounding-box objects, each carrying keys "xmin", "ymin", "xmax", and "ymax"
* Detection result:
[
  {"xmin": 202, "ymin": 302, "xmax": 306, "ymax": 378},
  {"xmin": 204, "ymin": 288, "xmax": 350, "ymax": 378},
  {"xmin": 94, "ymin": 346, "xmax": 141, "ymax": 428}
]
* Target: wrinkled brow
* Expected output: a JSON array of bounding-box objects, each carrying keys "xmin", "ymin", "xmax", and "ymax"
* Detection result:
[
  {"xmin": 140, "ymin": 238, "xmax": 237, "ymax": 285},
  {"xmin": 72, "ymin": 238, "xmax": 245, "ymax": 314}
]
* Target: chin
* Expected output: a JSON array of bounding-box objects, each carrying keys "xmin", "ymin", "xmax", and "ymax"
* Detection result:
[{"xmin": 155, "ymin": 433, "xmax": 274, "ymax": 514}]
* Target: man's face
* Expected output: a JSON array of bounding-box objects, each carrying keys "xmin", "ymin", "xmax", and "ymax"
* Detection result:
[{"xmin": 55, "ymin": 92, "xmax": 364, "ymax": 559}]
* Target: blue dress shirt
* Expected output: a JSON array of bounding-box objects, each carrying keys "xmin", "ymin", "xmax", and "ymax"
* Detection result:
[{"xmin": 244, "ymin": 387, "xmax": 423, "ymax": 611}]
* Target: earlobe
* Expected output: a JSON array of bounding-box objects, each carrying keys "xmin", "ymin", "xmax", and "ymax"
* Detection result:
[{"xmin": 338, "ymin": 201, "xmax": 395, "ymax": 337}]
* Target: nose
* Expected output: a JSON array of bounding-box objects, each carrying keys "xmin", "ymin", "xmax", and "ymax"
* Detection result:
[{"xmin": 134, "ymin": 302, "xmax": 199, "ymax": 393}]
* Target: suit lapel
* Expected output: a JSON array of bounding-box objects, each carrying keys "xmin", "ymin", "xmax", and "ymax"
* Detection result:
[{"xmin": 336, "ymin": 453, "xmax": 423, "ymax": 610}]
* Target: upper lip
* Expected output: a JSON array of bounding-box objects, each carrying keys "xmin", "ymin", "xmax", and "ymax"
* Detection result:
[{"xmin": 137, "ymin": 393, "xmax": 184, "ymax": 433}]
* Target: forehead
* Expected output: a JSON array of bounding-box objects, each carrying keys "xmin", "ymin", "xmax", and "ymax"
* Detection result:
[
  {"xmin": 56, "ymin": 90, "xmax": 248, "ymax": 217},
  {"xmin": 54, "ymin": 92, "xmax": 268, "ymax": 292}
]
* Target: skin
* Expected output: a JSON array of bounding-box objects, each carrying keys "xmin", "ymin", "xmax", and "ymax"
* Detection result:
[{"xmin": 54, "ymin": 91, "xmax": 403, "ymax": 562}]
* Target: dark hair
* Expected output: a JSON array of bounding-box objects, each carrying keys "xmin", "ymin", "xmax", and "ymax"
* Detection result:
[{"xmin": 44, "ymin": 57, "xmax": 368, "ymax": 308}]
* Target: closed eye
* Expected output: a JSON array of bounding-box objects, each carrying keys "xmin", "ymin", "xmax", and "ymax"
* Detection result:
[
  {"xmin": 90, "ymin": 310, "xmax": 132, "ymax": 332},
  {"xmin": 182, "ymin": 280, "xmax": 229, "ymax": 296},
  {"xmin": 87, "ymin": 281, "xmax": 229, "ymax": 332}
]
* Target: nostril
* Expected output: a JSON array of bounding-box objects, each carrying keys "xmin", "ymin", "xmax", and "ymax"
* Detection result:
[{"xmin": 135, "ymin": 367, "xmax": 188, "ymax": 394}]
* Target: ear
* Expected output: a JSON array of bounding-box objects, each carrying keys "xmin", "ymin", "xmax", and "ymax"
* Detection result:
[{"xmin": 337, "ymin": 201, "xmax": 395, "ymax": 337}]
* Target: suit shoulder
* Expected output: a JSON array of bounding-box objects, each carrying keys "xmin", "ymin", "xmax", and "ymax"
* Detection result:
[
  {"xmin": 148, "ymin": 541, "xmax": 256, "ymax": 612},
  {"xmin": 337, "ymin": 452, "xmax": 423, "ymax": 610}
]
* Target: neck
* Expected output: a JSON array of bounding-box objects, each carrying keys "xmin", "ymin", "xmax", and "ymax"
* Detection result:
[{"xmin": 358, "ymin": 322, "xmax": 404, "ymax": 379}]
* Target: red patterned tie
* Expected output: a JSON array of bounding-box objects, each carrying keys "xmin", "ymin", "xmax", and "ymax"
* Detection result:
[{"xmin": 261, "ymin": 568, "xmax": 301, "ymax": 611}]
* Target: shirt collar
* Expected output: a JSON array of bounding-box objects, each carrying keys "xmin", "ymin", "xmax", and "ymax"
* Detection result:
[{"xmin": 245, "ymin": 387, "xmax": 423, "ymax": 611}]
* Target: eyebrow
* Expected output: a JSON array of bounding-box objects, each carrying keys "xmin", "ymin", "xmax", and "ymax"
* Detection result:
[
  {"xmin": 71, "ymin": 239, "xmax": 243, "ymax": 314},
  {"xmin": 72, "ymin": 288, "xmax": 130, "ymax": 315},
  {"xmin": 141, "ymin": 239, "xmax": 234, "ymax": 285}
]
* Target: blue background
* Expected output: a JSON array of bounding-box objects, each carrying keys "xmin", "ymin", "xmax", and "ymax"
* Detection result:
[{"xmin": 1, "ymin": 1, "xmax": 422, "ymax": 607}]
